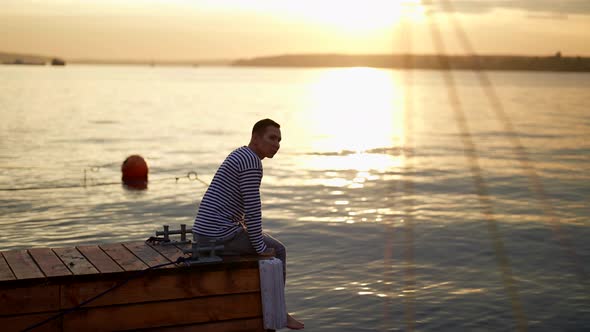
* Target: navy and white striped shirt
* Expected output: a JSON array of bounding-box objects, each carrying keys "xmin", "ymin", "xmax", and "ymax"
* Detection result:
[{"xmin": 193, "ymin": 146, "xmax": 267, "ymax": 253}]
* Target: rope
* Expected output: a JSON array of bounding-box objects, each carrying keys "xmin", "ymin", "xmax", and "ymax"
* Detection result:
[
  {"xmin": 21, "ymin": 256, "xmax": 188, "ymax": 332},
  {"xmin": 183, "ymin": 171, "xmax": 210, "ymax": 187},
  {"xmin": 422, "ymin": 1, "xmax": 528, "ymax": 330},
  {"xmin": 0, "ymin": 171, "xmax": 208, "ymax": 192}
]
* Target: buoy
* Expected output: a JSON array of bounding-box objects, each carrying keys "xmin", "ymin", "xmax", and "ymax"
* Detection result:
[{"xmin": 121, "ymin": 155, "xmax": 148, "ymax": 189}]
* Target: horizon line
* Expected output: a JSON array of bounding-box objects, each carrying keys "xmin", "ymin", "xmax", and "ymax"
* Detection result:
[{"xmin": 3, "ymin": 50, "xmax": 590, "ymax": 64}]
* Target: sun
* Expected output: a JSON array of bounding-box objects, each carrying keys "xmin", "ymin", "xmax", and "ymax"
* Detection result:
[{"xmin": 288, "ymin": 67, "xmax": 405, "ymax": 154}]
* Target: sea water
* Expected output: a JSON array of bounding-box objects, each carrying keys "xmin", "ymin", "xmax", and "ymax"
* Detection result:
[{"xmin": 0, "ymin": 65, "xmax": 588, "ymax": 331}]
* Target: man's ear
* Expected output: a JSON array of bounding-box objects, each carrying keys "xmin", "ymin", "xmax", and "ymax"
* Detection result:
[{"xmin": 250, "ymin": 133, "xmax": 259, "ymax": 145}]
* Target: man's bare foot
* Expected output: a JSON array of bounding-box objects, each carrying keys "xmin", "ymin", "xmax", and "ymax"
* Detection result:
[{"xmin": 286, "ymin": 314, "xmax": 304, "ymax": 330}]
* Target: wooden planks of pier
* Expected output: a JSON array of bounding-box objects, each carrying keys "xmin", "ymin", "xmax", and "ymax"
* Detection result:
[{"xmin": 0, "ymin": 241, "xmax": 269, "ymax": 332}]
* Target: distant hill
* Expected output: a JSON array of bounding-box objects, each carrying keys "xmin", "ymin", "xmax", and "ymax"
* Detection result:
[
  {"xmin": 68, "ymin": 58, "xmax": 232, "ymax": 66},
  {"xmin": 233, "ymin": 53, "xmax": 590, "ymax": 72},
  {"xmin": 0, "ymin": 52, "xmax": 65, "ymax": 65}
]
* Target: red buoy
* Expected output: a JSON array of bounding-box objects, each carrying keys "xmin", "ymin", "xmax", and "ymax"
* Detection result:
[{"xmin": 121, "ymin": 155, "xmax": 148, "ymax": 189}]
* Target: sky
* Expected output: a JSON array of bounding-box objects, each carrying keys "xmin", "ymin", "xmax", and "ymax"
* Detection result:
[{"xmin": 1, "ymin": 0, "xmax": 589, "ymax": 61}]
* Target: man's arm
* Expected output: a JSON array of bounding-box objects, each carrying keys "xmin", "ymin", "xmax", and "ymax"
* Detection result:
[{"xmin": 240, "ymin": 168, "xmax": 268, "ymax": 254}]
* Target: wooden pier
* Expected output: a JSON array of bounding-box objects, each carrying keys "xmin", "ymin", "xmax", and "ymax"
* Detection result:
[{"xmin": 0, "ymin": 241, "xmax": 270, "ymax": 331}]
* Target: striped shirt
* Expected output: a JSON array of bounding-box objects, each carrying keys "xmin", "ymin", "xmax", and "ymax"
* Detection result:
[{"xmin": 193, "ymin": 146, "xmax": 267, "ymax": 253}]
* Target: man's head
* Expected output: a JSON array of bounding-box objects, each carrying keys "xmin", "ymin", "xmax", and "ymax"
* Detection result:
[{"xmin": 249, "ymin": 118, "xmax": 281, "ymax": 160}]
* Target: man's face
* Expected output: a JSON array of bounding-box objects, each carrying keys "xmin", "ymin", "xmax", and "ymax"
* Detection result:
[{"xmin": 255, "ymin": 126, "xmax": 281, "ymax": 159}]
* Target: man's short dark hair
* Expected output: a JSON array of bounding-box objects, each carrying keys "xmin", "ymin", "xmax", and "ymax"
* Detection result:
[{"xmin": 252, "ymin": 118, "xmax": 280, "ymax": 136}]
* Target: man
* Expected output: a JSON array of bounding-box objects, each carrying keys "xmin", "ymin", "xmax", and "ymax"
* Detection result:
[{"xmin": 193, "ymin": 118, "xmax": 304, "ymax": 330}]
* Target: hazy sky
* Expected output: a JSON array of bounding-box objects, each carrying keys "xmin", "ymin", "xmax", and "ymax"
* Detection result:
[{"xmin": 1, "ymin": 0, "xmax": 589, "ymax": 61}]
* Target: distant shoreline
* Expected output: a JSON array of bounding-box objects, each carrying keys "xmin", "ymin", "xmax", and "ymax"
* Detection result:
[
  {"xmin": 0, "ymin": 52, "xmax": 66, "ymax": 66},
  {"xmin": 3, "ymin": 51, "xmax": 590, "ymax": 72},
  {"xmin": 232, "ymin": 53, "xmax": 590, "ymax": 72},
  {"xmin": 0, "ymin": 52, "xmax": 230, "ymax": 67}
]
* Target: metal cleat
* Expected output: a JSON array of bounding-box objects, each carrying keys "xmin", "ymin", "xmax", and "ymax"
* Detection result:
[
  {"xmin": 147, "ymin": 224, "xmax": 192, "ymax": 245},
  {"xmin": 182, "ymin": 238, "xmax": 224, "ymax": 265}
]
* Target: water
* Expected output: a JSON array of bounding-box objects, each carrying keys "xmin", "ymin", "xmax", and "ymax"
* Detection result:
[{"xmin": 0, "ymin": 65, "xmax": 589, "ymax": 331}]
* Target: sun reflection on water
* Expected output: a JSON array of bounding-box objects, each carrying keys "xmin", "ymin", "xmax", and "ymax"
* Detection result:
[
  {"xmin": 302, "ymin": 67, "xmax": 404, "ymax": 153},
  {"xmin": 289, "ymin": 67, "xmax": 406, "ymax": 176},
  {"xmin": 272, "ymin": 67, "xmax": 409, "ymax": 225}
]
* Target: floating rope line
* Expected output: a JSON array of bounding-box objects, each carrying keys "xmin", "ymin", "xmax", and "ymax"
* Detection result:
[
  {"xmin": 0, "ymin": 171, "xmax": 208, "ymax": 191},
  {"xmin": 184, "ymin": 171, "xmax": 210, "ymax": 187},
  {"xmin": 422, "ymin": 1, "xmax": 528, "ymax": 330},
  {"xmin": 440, "ymin": 0, "xmax": 587, "ymax": 285},
  {"xmin": 0, "ymin": 181, "xmax": 122, "ymax": 192}
]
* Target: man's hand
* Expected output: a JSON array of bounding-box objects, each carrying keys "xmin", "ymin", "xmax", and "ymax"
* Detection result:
[{"xmin": 259, "ymin": 248, "xmax": 275, "ymax": 257}]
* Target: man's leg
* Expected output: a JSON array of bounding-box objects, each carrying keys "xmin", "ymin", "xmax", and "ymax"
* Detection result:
[
  {"xmin": 206, "ymin": 232, "xmax": 303, "ymax": 330},
  {"xmin": 214, "ymin": 231, "xmax": 287, "ymax": 281},
  {"xmin": 262, "ymin": 233, "xmax": 287, "ymax": 283},
  {"xmin": 261, "ymin": 234, "xmax": 303, "ymax": 329},
  {"xmin": 216, "ymin": 230, "xmax": 257, "ymax": 255}
]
